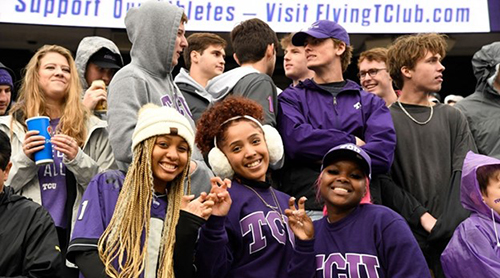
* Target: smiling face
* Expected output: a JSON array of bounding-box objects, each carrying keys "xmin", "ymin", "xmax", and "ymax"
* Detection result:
[
  {"xmin": 172, "ymin": 21, "xmax": 188, "ymax": 68},
  {"xmin": 221, "ymin": 120, "xmax": 269, "ymax": 182},
  {"xmin": 151, "ymin": 134, "xmax": 189, "ymax": 193},
  {"xmin": 320, "ymin": 158, "xmax": 367, "ymax": 217},
  {"xmin": 38, "ymin": 52, "xmax": 71, "ymax": 102},
  {"xmin": 358, "ymin": 59, "xmax": 392, "ymax": 98},
  {"xmin": 406, "ymin": 51, "xmax": 445, "ymax": 94}
]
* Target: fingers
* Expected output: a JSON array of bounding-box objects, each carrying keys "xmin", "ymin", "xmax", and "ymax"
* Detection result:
[
  {"xmin": 297, "ymin": 197, "xmax": 307, "ymax": 210},
  {"xmin": 181, "ymin": 195, "xmax": 195, "ymax": 208},
  {"xmin": 223, "ymin": 178, "xmax": 231, "ymax": 188},
  {"xmin": 51, "ymin": 134, "xmax": 79, "ymax": 160},
  {"xmin": 210, "ymin": 176, "xmax": 224, "ymax": 187},
  {"xmin": 288, "ymin": 197, "xmax": 296, "ymax": 210}
]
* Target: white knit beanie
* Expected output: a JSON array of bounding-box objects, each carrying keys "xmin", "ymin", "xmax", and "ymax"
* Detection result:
[{"xmin": 131, "ymin": 104, "xmax": 194, "ymax": 151}]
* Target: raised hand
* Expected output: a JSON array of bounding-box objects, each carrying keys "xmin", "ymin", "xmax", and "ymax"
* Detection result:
[
  {"xmin": 180, "ymin": 192, "xmax": 215, "ymax": 220},
  {"xmin": 285, "ymin": 197, "xmax": 314, "ymax": 241},
  {"xmin": 209, "ymin": 177, "xmax": 232, "ymax": 217},
  {"xmin": 82, "ymin": 80, "xmax": 107, "ymax": 110}
]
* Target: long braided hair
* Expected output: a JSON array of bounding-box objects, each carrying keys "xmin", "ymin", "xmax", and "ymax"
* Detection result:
[{"xmin": 97, "ymin": 136, "xmax": 191, "ymax": 278}]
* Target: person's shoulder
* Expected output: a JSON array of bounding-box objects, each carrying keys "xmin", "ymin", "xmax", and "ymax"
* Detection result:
[
  {"xmin": 90, "ymin": 170, "xmax": 126, "ymax": 192},
  {"xmin": 358, "ymin": 204, "xmax": 405, "ymax": 223},
  {"xmin": 237, "ymin": 72, "xmax": 275, "ymax": 88}
]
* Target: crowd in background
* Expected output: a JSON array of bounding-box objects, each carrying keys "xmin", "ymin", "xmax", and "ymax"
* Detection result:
[{"xmin": 1, "ymin": 1, "xmax": 500, "ymax": 278}]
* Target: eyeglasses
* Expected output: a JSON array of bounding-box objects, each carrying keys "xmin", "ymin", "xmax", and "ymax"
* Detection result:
[{"xmin": 358, "ymin": 68, "xmax": 387, "ymax": 80}]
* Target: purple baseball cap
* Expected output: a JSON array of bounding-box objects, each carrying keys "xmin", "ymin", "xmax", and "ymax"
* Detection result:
[
  {"xmin": 321, "ymin": 143, "xmax": 371, "ymax": 179},
  {"xmin": 292, "ymin": 20, "xmax": 350, "ymax": 47}
]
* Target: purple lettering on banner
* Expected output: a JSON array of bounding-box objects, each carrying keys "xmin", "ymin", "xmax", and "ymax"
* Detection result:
[
  {"xmin": 362, "ymin": 254, "xmax": 380, "ymax": 278},
  {"xmin": 346, "ymin": 253, "xmax": 362, "ymax": 278},
  {"xmin": 240, "ymin": 211, "xmax": 268, "ymax": 254},
  {"xmin": 266, "ymin": 211, "xmax": 286, "ymax": 245}
]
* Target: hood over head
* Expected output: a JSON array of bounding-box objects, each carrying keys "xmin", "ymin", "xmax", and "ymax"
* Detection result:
[
  {"xmin": 471, "ymin": 41, "xmax": 500, "ymax": 93},
  {"xmin": 75, "ymin": 36, "xmax": 123, "ymax": 91},
  {"xmin": 125, "ymin": 1, "xmax": 183, "ymax": 78},
  {"xmin": 461, "ymin": 151, "xmax": 500, "ymax": 223}
]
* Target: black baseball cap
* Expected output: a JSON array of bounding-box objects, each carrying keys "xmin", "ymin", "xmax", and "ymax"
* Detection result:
[{"xmin": 88, "ymin": 48, "xmax": 122, "ymax": 69}]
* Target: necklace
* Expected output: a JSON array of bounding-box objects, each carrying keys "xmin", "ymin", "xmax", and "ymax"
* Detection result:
[
  {"xmin": 397, "ymin": 100, "xmax": 433, "ymax": 125},
  {"xmin": 243, "ymin": 185, "xmax": 286, "ymax": 223}
]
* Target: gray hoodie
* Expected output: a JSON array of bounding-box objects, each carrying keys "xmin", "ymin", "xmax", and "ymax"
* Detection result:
[
  {"xmin": 455, "ymin": 42, "xmax": 500, "ymax": 159},
  {"xmin": 174, "ymin": 68, "xmax": 214, "ymax": 123},
  {"xmin": 74, "ymin": 36, "xmax": 123, "ymax": 92},
  {"xmin": 205, "ymin": 66, "xmax": 278, "ymax": 126},
  {"xmin": 107, "ymin": 1, "xmax": 212, "ymax": 195}
]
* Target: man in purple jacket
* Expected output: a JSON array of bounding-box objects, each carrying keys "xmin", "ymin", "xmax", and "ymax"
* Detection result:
[{"xmin": 277, "ymin": 20, "xmax": 396, "ymax": 218}]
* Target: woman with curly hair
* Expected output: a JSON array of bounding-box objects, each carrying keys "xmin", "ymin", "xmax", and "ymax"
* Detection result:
[
  {"xmin": 0, "ymin": 44, "xmax": 115, "ymax": 276},
  {"xmin": 194, "ymin": 96, "xmax": 313, "ymax": 278},
  {"xmin": 67, "ymin": 104, "xmax": 217, "ymax": 278}
]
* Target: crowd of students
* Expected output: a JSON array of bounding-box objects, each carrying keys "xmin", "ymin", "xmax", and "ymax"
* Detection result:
[{"xmin": 1, "ymin": 1, "xmax": 500, "ymax": 277}]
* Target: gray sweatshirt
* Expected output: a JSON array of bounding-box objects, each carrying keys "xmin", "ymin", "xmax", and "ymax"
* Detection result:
[{"xmin": 107, "ymin": 1, "xmax": 212, "ymax": 195}]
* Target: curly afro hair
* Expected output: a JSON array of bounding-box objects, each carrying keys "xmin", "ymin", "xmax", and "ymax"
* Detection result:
[{"xmin": 196, "ymin": 96, "xmax": 264, "ymax": 154}]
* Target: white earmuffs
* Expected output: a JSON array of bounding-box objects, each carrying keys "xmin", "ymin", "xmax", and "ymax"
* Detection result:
[{"xmin": 208, "ymin": 116, "xmax": 284, "ymax": 179}]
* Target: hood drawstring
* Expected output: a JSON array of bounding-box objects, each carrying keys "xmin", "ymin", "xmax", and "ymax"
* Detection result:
[{"xmin": 491, "ymin": 208, "xmax": 500, "ymax": 248}]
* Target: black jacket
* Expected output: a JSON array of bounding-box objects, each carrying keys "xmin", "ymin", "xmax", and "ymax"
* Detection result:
[{"xmin": 0, "ymin": 187, "xmax": 62, "ymax": 278}]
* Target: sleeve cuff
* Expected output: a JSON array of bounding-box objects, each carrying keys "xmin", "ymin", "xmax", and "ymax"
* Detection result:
[{"xmin": 294, "ymin": 237, "xmax": 315, "ymax": 254}]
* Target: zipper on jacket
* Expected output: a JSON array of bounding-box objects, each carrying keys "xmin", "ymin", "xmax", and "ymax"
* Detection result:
[{"xmin": 333, "ymin": 96, "xmax": 340, "ymax": 128}]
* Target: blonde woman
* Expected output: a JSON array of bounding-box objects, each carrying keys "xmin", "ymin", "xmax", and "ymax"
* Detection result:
[
  {"xmin": 0, "ymin": 44, "xmax": 116, "ymax": 276},
  {"xmin": 67, "ymin": 104, "xmax": 220, "ymax": 278}
]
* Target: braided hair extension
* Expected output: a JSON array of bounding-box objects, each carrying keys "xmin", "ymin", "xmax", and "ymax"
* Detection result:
[{"xmin": 97, "ymin": 136, "xmax": 191, "ymax": 278}]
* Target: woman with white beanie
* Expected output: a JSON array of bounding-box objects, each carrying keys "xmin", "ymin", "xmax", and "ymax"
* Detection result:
[{"xmin": 67, "ymin": 103, "xmax": 220, "ymax": 278}]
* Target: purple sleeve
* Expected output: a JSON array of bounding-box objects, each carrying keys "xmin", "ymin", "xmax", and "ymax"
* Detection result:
[
  {"xmin": 382, "ymin": 218, "xmax": 431, "ymax": 278},
  {"xmin": 195, "ymin": 215, "xmax": 233, "ymax": 278},
  {"xmin": 277, "ymin": 90, "xmax": 355, "ymax": 161},
  {"xmin": 67, "ymin": 172, "xmax": 120, "ymax": 263},
  {"xmin": 288, "ymin": 238, "xmax": 316, "ymax": 278},
  {"xmin": 359, "ymin": 96, "xmax": 396, "ymax": 174}
]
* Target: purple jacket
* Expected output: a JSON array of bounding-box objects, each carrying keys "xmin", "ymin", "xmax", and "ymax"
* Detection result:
[
  {"xmin": 441, "ymin": 152, "xmax": 500, "ymax": 277},
  {"xmin": 277, "ymin": 79, "xmax": 395, "ymax": 175}
]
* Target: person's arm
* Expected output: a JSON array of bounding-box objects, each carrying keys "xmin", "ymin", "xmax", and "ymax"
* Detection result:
[
  {"xmin": 382, "ymin": 218, "xmax": 432, "ymax": 278},
  {"xmin": 174, "ymin": 211, "xmax": 206, "ymax": 278},
  {"xmin": 74, "ymin": 251, "xmax": 107, "ymax": 278},
  {"xmin": 107, "ymin": 75, "xmax": 149, "ymax": 170},
  {"xmin": 358, "ymin": 96, "xmax": 396, "ymax": 174},
  {"xmin": 18, "ymin": 206, "xmax": 63, "ymax": 278},
  {"xmin": 371, "ymin": 174, "xmax": 429, "ymax": 230},
  {"xmin": 64, "ymin": 125, "xmax": 116, "ymax": 187},
  {"xmin": 285, "ymin": 197, "xmax": 316, "ymax": 278},
  {"xmin": 195, "ymin": 216, "xmax": 235, "ymax": 278},
  {"xmin": 277, "ymin": 91, "xmax": 356, "ymax": 162}
]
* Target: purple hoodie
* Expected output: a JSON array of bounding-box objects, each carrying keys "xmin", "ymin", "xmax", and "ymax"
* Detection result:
[
  {"xmin": 441, "ymin": 151, "xmax": 500, "ymax": 277},
  {"xmin": 278, "ymin": 79, "xmax": 396, "ymax": 175}
]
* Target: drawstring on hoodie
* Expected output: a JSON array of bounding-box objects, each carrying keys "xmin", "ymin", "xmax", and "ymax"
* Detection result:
[{"xmin": 491, "ymin": 208, "xmax": 500, "ymax": 247}]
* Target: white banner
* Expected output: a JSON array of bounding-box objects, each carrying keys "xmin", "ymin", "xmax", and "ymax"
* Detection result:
[{"xmin": 0, "ymin": 0, "xmax": 491, "ymax": 33}]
